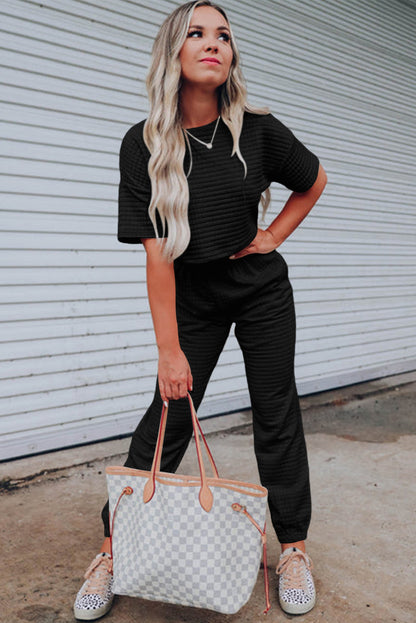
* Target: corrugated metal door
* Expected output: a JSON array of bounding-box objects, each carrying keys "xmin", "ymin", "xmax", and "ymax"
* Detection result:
[
  {"xmin": 1, "ymin": 0, "xmax": 415, "ymax": 459},
  {"xmin": 234, "ymin": 0, "xmax": 416, "ymax": 393},
  {"xmin": 233, "ymin": 0, "xmax": 416, "ymax": 393}
]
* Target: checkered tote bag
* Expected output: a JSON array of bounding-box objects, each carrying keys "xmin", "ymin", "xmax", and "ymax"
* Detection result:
[{"xmin": 106, "ymin": 393, "xmax": 270, "ymax": 614}]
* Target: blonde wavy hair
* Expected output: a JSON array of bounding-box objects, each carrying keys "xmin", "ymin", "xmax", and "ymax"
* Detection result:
[{"xmin": 143, "ymin": 0, "xmax": 271, "ymax": 261}]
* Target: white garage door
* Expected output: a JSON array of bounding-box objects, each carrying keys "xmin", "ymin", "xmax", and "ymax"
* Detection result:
[{"xmin": 1, "ymin": 0, "xmax": 415, "ymax": 459}]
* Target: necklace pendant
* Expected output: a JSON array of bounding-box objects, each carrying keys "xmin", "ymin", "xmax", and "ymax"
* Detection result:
[{"xmin": 184, "ymin": 116, "xmax": 220, "ymax": 153}]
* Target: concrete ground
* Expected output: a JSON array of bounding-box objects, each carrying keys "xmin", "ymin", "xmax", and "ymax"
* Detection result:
[{"xmin": 1, "ymin": 371, "xmax": 415, "ymax": 623}]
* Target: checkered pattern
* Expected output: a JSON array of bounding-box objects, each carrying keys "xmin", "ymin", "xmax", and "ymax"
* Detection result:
[{"xmin": 107, "ymin": 472, "xmax": 268, "ymax": 614}]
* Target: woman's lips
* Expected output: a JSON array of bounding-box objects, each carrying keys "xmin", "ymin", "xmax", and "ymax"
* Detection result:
[{"xmin": 201, "ymin": 58, "xmax": 220, "ymax": 65}]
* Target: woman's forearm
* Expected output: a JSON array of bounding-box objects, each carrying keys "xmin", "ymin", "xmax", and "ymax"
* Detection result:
[
  {"xmin": 142, "ymin": 238, "xmax": 192, "ymax": 401},
  {"xmin": 266, "ymin": 163, "xmax": 327, "ymax": 247},
  {"xmin": 143, "ymin": 239, "xmax": 180, "ymax": 351}
]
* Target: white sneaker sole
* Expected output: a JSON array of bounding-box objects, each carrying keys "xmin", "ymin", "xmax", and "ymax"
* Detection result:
[
  {"xmin": 74, "ymin": 595, "xmax": 114, "ymax": 621},
  {"xmin": 279, "ymin": 593, "xmax": 316, "ymax": 615}
]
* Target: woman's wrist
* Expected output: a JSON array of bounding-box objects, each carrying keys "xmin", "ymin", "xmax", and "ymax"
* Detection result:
[
  {"xmin": 265, "ymin": 227, "xmax": 280, "ymax": 248},
  {"xmin": 157, "ymin": 339, "xmax": 181, "ymax": 354}
]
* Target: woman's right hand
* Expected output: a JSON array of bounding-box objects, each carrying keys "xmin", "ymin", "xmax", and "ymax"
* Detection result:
[{"xmin": 158, "ymin": 346, "xmax": 193, "ymax": 402}]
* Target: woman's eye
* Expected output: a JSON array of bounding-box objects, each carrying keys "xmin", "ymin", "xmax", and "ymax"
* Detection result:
[{"xmin": 187, "ymin": 30, "xmax": 231, "ymax": 43}]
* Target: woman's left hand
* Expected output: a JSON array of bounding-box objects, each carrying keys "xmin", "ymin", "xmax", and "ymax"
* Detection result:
[{"xmin": 229, "ymin": 228, "xmax": 277, "ymax": 259}]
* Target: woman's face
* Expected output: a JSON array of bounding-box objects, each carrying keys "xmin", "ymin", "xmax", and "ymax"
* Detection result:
[{"xmin": 179, "ymin": 5, "xmax": 234, "ymax": 90}]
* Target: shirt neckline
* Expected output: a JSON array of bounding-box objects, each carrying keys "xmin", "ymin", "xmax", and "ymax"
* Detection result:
[{"xmin": 183, "ymin": 116, "xmax": 221, "ymax": 132}]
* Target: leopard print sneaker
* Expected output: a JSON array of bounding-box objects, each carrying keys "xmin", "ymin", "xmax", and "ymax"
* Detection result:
[
  {"xmin": 74, "ymin": 552, "xmax": 114, "ymax": 620},
  {"xmin": 276, "ymin": 547, "xmax": 316, "ymax": 615}
]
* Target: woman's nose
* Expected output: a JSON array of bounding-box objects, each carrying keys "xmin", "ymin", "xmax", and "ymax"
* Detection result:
[{"xmin": 204, "ymin": 40, "xmax": 218, "ymax": 52}]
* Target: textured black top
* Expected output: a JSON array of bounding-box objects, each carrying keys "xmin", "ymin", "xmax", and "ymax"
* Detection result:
[{"xmin": 118, "ymin": 111, "xmax": 319, "ymax": 263}]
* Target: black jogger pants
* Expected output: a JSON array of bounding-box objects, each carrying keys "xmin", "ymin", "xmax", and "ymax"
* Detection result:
[{"xmin": 101, "ymin": 250, "xmax": 311, "ymax": 543}]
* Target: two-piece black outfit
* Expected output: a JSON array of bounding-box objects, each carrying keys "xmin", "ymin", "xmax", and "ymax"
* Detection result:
[{"xmin": 101, "ymin": 111, "xmax": 320, "ymax": 544}]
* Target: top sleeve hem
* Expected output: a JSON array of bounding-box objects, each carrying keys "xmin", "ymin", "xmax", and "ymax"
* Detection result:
[
  {"xmin": 117, "ymin": 235, "xmax": 144, "ymax": 244},
  {"xmin": 295, "ymin": 156, "xmax": 320, "ymax": 193}
]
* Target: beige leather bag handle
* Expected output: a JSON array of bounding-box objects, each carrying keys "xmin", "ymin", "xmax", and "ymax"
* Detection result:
[{"xmin": 143, "ymin": 393, "xmax": 219, "ymax": 512}]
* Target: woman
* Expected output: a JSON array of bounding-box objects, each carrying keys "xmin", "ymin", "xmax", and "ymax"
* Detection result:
[{"xmin": 74, "ymin": 1, "xmax": 327, "ymax": 619}]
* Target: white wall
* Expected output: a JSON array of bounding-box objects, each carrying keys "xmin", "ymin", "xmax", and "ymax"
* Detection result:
[{"xmin": 1, "ymin": 0, "xmax": 415, "ymax": 459}]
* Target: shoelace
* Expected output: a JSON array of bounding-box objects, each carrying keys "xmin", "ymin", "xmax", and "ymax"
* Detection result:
[
  {"xmin": 82, "ymin": 554, "xmax": 113, "ymax": 595},
  {"xmin": 276, "ymin": 550, "xmax": 313, "ymax": 591}
]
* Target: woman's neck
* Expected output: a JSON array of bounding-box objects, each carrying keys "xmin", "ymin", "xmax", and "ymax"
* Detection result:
[{"xmin": 180, "ymin": 85, "xmax": 220, "ymax": 129}]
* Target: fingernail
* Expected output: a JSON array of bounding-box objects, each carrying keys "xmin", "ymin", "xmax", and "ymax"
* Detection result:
[
  {"xmin": 229, "ymin": 255, "xmax": 235, "ymax": 259},
  {"xmin": 163, "ymin": 401, "xmax": 168, "ymax": 407}
]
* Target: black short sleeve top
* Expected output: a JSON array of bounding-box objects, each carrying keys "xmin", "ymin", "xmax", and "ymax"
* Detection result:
[{"xmin": 117, "ymin": 111, "xmax": 319, "ymax": 263}]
